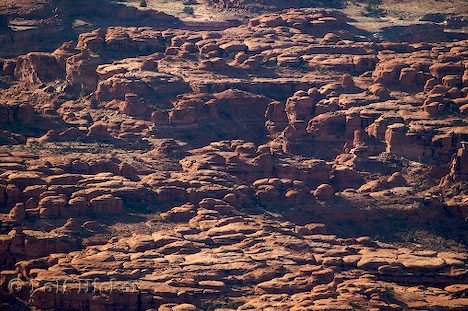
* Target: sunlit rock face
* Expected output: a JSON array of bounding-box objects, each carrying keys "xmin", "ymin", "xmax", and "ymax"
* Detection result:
[{"xmin": 0, "ymin": 0, "xmax": 467, "ymax": 310}]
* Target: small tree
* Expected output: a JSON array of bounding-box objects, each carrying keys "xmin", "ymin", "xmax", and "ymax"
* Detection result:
[
  {"xmin": 362, "ymin": 0, "xmax": 385, "ymax": 18},
  {"xmin": 139, "ymin": 0, "xmax": 148, "ymax": 7},
  {"xmin": 183, "ymin": 6, "xmax": 194, "ymax": 15}
]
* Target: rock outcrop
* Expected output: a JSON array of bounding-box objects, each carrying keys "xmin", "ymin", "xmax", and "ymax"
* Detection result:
[{"xmin": 0, "ymin": 4, "xmax": 467, "ymax": 311}]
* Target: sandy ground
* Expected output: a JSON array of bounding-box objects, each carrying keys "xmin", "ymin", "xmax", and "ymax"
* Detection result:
[
  {"xmin": 119, "ymin": 0, "xmax": 467, "ymax": 33},
  {"xmin": 118, "ymin": 0, "xmax": 250, "ymax": 22},
  {"xmin": 344, "ymin": 0, "xmax": 468, "ymax": 32}
]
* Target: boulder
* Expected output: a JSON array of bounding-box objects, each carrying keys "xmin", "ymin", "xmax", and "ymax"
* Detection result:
[
  {"xmin": 38, "ymin": 195, "xmax": 67, "ymax": 218},
  {"xmin": 429, "ymin": 62, "xmax": 464, "ymax": 80},
  {"xmin": 8, "ymin": 203, "xmax": 25, "ymax": 221},
  {"xmin": 15, "ymin": 52, "xmax": 63, "ymax": 84},
  {"xmin": 89, "ymin": 194, "xmax": 124, "ymax": 215},
  {"xmin": 313, "ymin": 184, "xmax": 335, "ymax": 200},
  {"xmin": 66, "ymin": 50, "xmax": 101, "ymax": 93},
  {"xmin": 119, "ymin": 93, "xmax": 148, "ymax": 116}
]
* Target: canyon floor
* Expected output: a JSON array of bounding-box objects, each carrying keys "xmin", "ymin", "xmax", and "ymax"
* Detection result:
[{"xmin": 0, "ymin": 0, "xmax": 467, "ymax": 310}]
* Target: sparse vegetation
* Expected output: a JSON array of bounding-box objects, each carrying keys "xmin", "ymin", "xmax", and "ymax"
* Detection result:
[
  {"xmin": 316, "ymin": 0, "xmax": 346, "ymax": 8},
  {"xmin": 1, "ymin": 0, "xmax": 467, "ymax": 310},
  {"xmin": 199, "ymin": 300, "xmax": 244, "ymax": 311},
  {"xmin": 183, "ymin": 5, "xmax": 194, "ymax": 15},
  {"xmin": 360, "ymin": 0, "xmax": 385, "ymax": 17}
]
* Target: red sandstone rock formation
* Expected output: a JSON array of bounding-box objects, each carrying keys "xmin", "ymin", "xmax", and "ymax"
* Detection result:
[{"xmin": 0, "ymin": 3, "xmax": 467, "ymax": 311}]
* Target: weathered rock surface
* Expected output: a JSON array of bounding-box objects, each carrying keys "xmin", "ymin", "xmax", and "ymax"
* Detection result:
[{"xmin": 0, "ymin": 3, "xmax": 467, "ymax": 311}]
